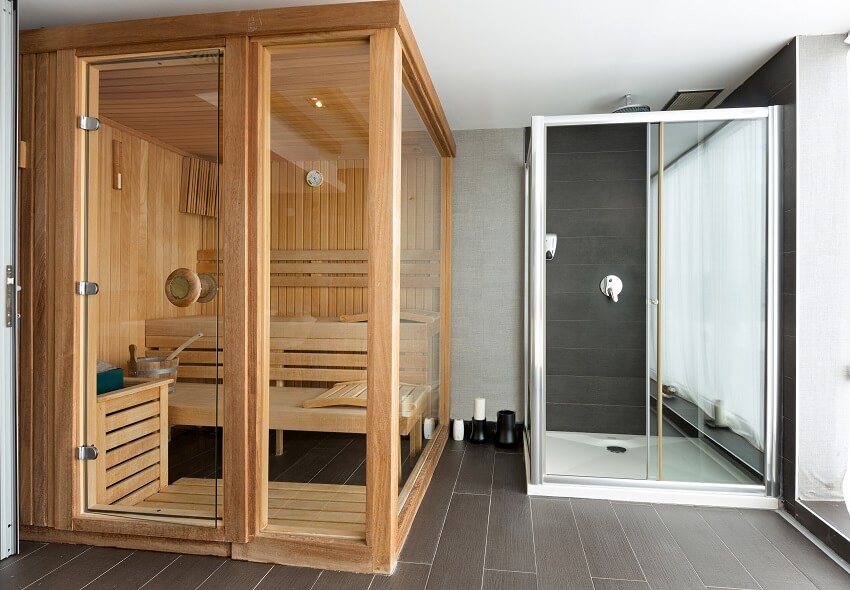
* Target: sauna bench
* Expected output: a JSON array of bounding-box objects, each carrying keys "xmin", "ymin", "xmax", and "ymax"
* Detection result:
[
  {"xmin": 146, "ymin": 313, "xmax": 438, "ymax": 456},
  {"xmin": 169, "ymin": 382, "xmax": 429, "ymax": 457}
]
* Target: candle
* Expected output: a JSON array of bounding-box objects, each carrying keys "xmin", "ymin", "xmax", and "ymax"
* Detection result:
[{"xmin": 474, "ymin": 397, "xmax": 486, "ymax": 420}]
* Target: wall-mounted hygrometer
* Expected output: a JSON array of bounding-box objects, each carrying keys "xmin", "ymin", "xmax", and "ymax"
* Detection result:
[{"xmin": 306, "ymin": 169, "xmax": 324, "ymax": 187}]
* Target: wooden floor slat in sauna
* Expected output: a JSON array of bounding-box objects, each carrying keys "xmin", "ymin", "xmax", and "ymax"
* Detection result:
[{"xmin": 133, "ymin": 478, "xmax": 366, "ymax": 539}]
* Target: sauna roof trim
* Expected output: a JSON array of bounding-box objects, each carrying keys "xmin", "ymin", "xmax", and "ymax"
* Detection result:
[{"xmin": 20, "ymin": 0, "xmax": 455, "ymax": 157}]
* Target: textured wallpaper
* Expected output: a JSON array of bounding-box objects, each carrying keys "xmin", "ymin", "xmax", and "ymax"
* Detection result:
[{"xmin": 450, "ymin": 128, "xmax": 525, "ymax": 421}]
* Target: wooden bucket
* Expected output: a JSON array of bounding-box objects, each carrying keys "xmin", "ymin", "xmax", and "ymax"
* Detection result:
[{"xmin": 129, "ymin": 344, "xmax": 178, "ymax": 392}]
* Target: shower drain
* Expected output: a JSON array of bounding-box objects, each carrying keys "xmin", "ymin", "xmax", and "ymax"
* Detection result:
[{"xmin": 606, "ymin": 445, "xmax": 627, "ymax": 454}]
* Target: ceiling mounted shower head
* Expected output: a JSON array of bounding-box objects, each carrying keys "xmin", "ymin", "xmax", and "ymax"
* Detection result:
[{"xmin": 613, "ymin": 94, "xmax": 650, "ymax": 114}]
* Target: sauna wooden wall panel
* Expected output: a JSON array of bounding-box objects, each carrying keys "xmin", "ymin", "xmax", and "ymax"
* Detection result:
[
  {"xmin": 269, "ymin": 155, "xmax": 367, "ymax": 317},
  {"xmin": 92, "ymin": 123, "xmax": 218, "ymax": 370},
  {"xmin": 400, "ymin": 155, "xmax": 440, "ymax": 312},
  {"xmin": 268, "ymin": 154, "xmax": 439, "ymax": 318},
  {"xmin": 17, "ymin": 52, "xmax": 55, "ymax": 528}
]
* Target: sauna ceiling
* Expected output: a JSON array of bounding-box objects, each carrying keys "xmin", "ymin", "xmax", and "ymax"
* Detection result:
[
  {"xmin": 97, "ymin": 45, "xmax": 433, "ymax": 163},
  {"xmin": 98, "ymin": 57, "xmax": 222, "ymax": 161}
]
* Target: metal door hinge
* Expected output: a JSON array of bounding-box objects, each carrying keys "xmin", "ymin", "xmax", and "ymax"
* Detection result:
[
  {"xmin": 5, "ymin": 266, "xmax": 14, "ymax": 327},
  {"xmin": 75, "ymin": 281, "xmax": 99, "ymax": 296},
  {"xmin": 75, "ymin": 445, "xmax": 99, "ymax": 461},
  {"xmin": 77, "ymin": 116, "xmax": 100, "ymax": 131},
  {"xmin": 648, "ymin": 298, "xmax": 659, "ymax": 305}
]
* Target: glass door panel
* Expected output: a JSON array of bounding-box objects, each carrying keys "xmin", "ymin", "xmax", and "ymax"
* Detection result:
[
  {"xmin": 398, "ymin": 84, "xmax": 443, "ymax": 506},
  {"xmin": 263, "ymin": 41, "xmax": 370, "ymax": 539},
  {"xmin": 544, "ymin": 123, "xmax": 650, "ymax": 480},
  {"xmin": 83, "ymin": 52, "xmax": 223, "ymax": 522},
  {"xmin": 651, "ymin": 118, "xmax": 767, "ymax": 485}
]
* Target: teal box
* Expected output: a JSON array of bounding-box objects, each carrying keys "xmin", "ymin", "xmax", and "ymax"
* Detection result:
[{"xmin": 96, "ymin": 368, "xmax": 124, "ymax": 394}]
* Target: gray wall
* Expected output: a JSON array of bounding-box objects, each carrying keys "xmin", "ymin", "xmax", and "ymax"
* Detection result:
[
  {"xmin": 545, "ymin": 125, "xmax": 647, "ymax": 433},
  {"xmin": 450, "ymin": 128, "xmax": 524, "ymax": 421}
]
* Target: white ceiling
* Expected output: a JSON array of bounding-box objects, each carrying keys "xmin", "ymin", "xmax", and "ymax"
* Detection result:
[{"xmin": 20, "ymin": 0, "xmax": 850, "ymax": 130}]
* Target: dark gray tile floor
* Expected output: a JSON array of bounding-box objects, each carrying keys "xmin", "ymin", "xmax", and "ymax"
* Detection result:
[{"xmin": 3, "ymin": 439, "xmax": 850, "ymax": 590}]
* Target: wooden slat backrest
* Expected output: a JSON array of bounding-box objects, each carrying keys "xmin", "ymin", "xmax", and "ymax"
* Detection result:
[
  {"xmin": 197, "ymin": 249, "xmax": 440, "ymax": 290},
  {"xmin": 145, "ymin": 315, "xmax": 438, "ymax": 388}
]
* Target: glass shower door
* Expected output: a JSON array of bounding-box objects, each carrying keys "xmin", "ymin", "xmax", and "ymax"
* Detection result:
[
  {"xmin": 650, "ymin": 118, "xmax": 768, "ymax": 485},
  {"xmin": 543, "ymin": 122, "xmax": 650, "ymax": 480}
]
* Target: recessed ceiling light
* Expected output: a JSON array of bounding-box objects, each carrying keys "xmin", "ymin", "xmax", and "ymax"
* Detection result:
[{"xmin": 309, "ymin": 96, "xmax": 324, "ymax": 108}]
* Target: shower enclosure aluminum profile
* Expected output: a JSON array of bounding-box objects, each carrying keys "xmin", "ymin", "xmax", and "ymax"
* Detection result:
[
  {"xmin": 524, "ymin": 106, "xmax": 782, "ymax": 508},
  {"xmin": 527, "ymin": 114, "xmax": 547, "ymax": 485}
]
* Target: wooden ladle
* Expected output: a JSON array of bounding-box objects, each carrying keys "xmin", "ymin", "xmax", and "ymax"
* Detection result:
[{"xmin": 165, "ymin": 332, "xmax": 204, "ymax": 361}]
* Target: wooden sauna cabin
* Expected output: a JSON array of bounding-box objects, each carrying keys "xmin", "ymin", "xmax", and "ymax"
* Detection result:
[{"xmin": 16, "ymin": 1, "xmax": 455, "ymax": 574}]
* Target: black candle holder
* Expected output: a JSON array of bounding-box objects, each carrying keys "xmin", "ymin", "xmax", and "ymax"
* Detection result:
[
  {"xmin": 469, "ymin": 418, "xmax": 487, "ymax": 444},
  {"xmin": 495, "ymin": 410, "xmax": 518, "ymax": 448}
]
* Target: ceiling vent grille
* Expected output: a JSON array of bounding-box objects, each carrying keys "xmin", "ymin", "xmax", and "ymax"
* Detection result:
[{"xmin": 662, "ymin": 89, "xmax": 723, "ymax": 111}]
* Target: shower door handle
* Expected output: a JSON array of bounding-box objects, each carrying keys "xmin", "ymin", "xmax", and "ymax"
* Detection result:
[{"xmin": 600, "ymin": 275, "xmax": 623, "ymax": 302}]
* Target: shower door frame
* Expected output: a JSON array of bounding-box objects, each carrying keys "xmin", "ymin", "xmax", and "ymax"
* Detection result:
[{"xmin": 525, "ymin": 107, "xmax": 782, "ymax": 508}]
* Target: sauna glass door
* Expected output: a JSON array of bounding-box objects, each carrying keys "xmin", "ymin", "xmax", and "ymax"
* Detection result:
[{"xmin": 81, "ymin": 51, "xmax": 223, "ymax": 522}]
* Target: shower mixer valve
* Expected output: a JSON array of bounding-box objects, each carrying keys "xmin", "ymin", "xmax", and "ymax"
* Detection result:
[{"xmin": 600, "ymin": 275, "xmax": 623, "ymax": 302}]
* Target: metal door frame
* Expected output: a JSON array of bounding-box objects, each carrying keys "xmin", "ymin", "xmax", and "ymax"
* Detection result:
[{"xmin": 0, "ymin": 0, "xmax": 19, "ymax": 560}]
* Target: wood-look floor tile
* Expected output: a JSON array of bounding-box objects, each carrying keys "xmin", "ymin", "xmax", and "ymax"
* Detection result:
[
  {"xmin": 311, "ymin": 569, "xmax": 373, "ymax": 590},
  {"xmin": 591, "ymin": 578, "xmax": 649, "ymax": 590},
  {"xmin": 491, "ymin": 451, "xmax": 526, "ymax": 495},
  {"xmin": 399, "ymin": 450, "xmax": 464, "ymax": 564},
  {"xmin": 196, "ymin": 560, "xmax": 273, "ymax": 589},
  {"xmin": 486, "ymin": 455, "xmax": 535, "ymax": 572},
  {"xmin": 612, "ymin": 502, "xmax": 703, "ymax": 590},
  {"xmin": 311, "ymin": 438, "xmax": 366, "ymax": 485},
  {"xmin": 0, "ymin": 542, "xmax": 46, "ymax": 569},
  {"xmin": 699, "ymin": 508, "xmax": 819, "ymax": 590},
  {"xmin": 482, "ymin": 570, "xmax": 537, "ymax": 590},
  {"xmin": 454, "ymin": 444, "xmax": 494, "ymax": 495},
  {"xmin": 424, "ymin": 493, "xmax": 489, "ymax": 590},
  {"xmin": 370, "ymin": 562, "xmax": 430, "ymax": 590},
  {"xmin": 26, "ymin": 547, "xmax": 132, "ymax": 589},
  {"xmin": 483, "ymin": 569, "xmax": 537, "ymax": 590},
  {"xmin": 0, "ymin": 543, "xmax": 89, "ymax": 590},
  {"xmin": 141, "ymin": 554, "xmax": 226, "ymax": 590},
  {"xmin": 655, "ymin": 504, "xmax": 758, "ymax": 589},
  {"xmin": 83, "ymin": 550, "xmax": 180, "ymax": 590},
  {"xmin": 531, "ymin": 498, "xmax": 594, "ymax": 590},
  {"xmin": 253, "ymin": 564, "xmax": 321, "ymax": 589},
  {"xmin": 742, "ymin": 509, "xmax": 850, "ymax": 590},
  {"xmin": 278, "ymin": 447, "xmax": 345, "ymax": 483},
  {"xmin": 571, "ymin": 499, "xmax": 643, "ymax": 582}
]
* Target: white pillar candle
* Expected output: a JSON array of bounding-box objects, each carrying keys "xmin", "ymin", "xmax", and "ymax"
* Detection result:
[
  {"xmin": 423, "ymin": 418, "xmax": 434, "ymax": 440},
  {"xmin": 452, "ymin": 418, "xmax": 465, "ymax": 441},
  {"xmin": 474, "ymin": 397, "xmax": 486, "ymax": 420}
]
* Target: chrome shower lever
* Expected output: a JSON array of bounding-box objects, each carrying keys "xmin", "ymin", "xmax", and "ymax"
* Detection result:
[{"xmin": 600, "ymin": 275, "xmax": 623, "ymax": 303}]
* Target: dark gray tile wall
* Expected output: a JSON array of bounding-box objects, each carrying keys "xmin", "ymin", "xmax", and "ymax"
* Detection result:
[
  {"xmin": 721, "ymin": 39, "xmax": 797, "ymax": 512},
  {"xmin": 545, "ymin": 124, "xmax": 647, "ymax": 434}
]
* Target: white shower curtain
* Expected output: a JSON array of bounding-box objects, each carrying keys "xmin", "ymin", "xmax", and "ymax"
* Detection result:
[{"xmin": 650, "ymin": 120, "xmax": 767, "ymax": 450}]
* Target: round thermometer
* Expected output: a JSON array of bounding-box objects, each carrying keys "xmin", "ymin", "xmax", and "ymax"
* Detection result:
[{"xmin": 306, "ymin": 169, "xmax": 324, "ymax": 187}]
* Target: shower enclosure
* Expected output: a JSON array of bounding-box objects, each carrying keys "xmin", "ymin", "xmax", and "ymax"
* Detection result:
[{"xmin": 524, "ymin": 107, "xmax": 782, "ymax": 507}]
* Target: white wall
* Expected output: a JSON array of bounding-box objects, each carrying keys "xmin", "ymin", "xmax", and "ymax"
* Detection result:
[
  {"xmin": 796, "ymin": 34, "xmax": 850, "ymax": 501},
  {"xmin": 450, "ymin": 128, "xmax": 524, "ymax": 421}
]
